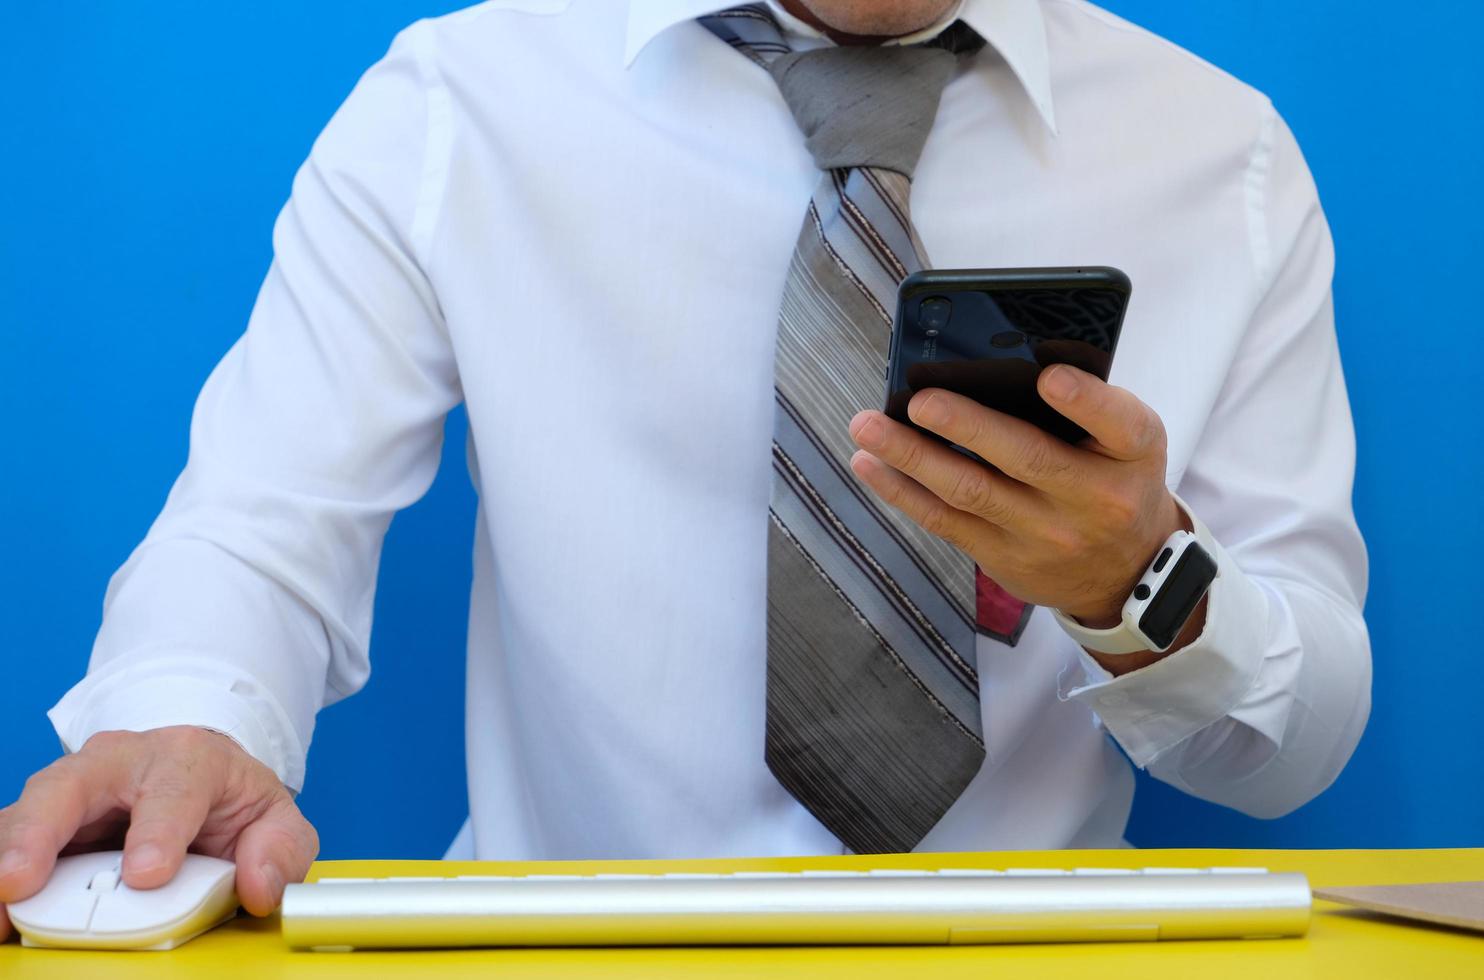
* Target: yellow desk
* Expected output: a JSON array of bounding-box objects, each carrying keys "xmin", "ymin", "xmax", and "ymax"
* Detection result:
[{"xmin": 3, "ymin": 849, "xmax": 1481, "ymax": 978}]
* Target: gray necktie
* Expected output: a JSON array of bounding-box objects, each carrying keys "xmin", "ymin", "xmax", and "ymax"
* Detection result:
[{"xmin": 700, "ymin": 6, "xmax": 1028, "ymax": 853}]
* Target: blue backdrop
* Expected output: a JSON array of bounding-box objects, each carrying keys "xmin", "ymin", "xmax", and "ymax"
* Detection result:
[{"xmin": 3, "ymin": 1, "xmax": 1480, "ymax": 858}]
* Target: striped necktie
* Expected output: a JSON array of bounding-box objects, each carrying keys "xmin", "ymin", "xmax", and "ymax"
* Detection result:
[{"xmin": 699, "ymin": 6, "xmax": 1032, "ymax": 854}]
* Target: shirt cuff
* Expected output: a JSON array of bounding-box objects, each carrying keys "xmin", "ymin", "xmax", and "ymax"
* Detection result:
[
  {"xmin": 1058, "ymin": 495, "xmax": 1270, "ymax": 768},
  {"xmin": 47, "ymin": 653, "xmax": 307, "ymax": 791}
]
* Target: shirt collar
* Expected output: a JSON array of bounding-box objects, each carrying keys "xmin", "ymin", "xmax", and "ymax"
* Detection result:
[{"xmin": 623, "ymin": 0, "xmax": 1057, "ymax": 134}]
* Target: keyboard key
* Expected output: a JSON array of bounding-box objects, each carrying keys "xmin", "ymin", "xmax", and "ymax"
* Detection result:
[
  {"xmin": 1004, "ymin": 869, "xmax": 1070, "ymax": 877},
  {"xmin": 376, "ymin": 877, "xmax": 450, "ymax": 883},
  {"xmin": 313, "ymin": 878, "xmax": 375, "ymax": 884},
  {"xmin": 865, "ymin": 869, "xmax": 933, "ymax": 877},
  {"xmin": 1140, "ymin": 868, "xmax": 1204, "ymax": 875},
  {"xmin": 1071, "ymin": 868, "xmax": 1139, "ymax": 876},
  {"xmin": 935, "ymin": 869, "xmax": 1004, "ymax": 877},
  {"xmin": 1206, "ymin": 867, "xmax": 1270, "ymax": 875}
]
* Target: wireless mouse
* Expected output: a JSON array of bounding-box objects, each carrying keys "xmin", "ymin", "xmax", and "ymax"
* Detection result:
[{"xmin": 7, "ymin": 850, "xmax": 240, "ymax": 950}]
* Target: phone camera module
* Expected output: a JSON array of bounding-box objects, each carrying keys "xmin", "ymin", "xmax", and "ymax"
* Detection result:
[{"xmin": 920, "ymin": 296, "xmax": 952, "ymax": 338}]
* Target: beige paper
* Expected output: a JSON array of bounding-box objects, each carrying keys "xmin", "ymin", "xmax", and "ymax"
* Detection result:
[{"xmin": 1314, "ymin": 881, "xmax": 1484, "ymax": 933}]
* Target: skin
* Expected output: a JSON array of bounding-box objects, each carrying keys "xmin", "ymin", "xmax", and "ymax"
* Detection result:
[
  {"xmin": 784, "ymin": 0, "xmax": 960, "ymax": 42},
  {"xmin": 0, "ymin": 0, "xmax": 1196, "ymax": 942},
  {"xmin": 0, "ymin": 727, "xmax": 316, "ymax": 942},
  {"xmin": 849, "ymin": 365, "xmax": 1204, "ymax": 676}
]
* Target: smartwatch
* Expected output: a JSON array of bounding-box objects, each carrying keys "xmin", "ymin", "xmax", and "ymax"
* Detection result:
[{"xmin": 1051, "ymin": 510, "xmax": 1219, "ymax": 655}]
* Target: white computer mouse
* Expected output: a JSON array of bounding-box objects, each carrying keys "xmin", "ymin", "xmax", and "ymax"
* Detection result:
[{"xmin": 7, "ymin": 850, "xmax": 240, "ymax": 950}]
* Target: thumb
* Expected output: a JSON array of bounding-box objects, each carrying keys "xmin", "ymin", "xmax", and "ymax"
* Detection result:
[{"xmin": 232, "ymin": 799, "xmax": 319, "ymax": 917}]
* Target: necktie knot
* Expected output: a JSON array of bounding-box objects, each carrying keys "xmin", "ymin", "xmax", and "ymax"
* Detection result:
[{"xmin": 700, "ymin": 6, "xmax": 986, "ymax": 177}]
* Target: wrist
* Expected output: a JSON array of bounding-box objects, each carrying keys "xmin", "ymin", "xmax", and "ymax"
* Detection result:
[
  {"xmin": 1054, "ymin": 492, "xmax": 1213, "ymax": 674},
  {"xmin": 1063, "ymin": 599, "xmax": 1123, "ymax": 631},
  {"xmin": 1062, "ymin": 491, "xmax": 1188, "ymax": 629}
]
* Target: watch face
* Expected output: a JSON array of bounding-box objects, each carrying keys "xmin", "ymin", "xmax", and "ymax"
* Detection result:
[{"xmin": 1137, "ymin": 544, "xmax": 1217, "ymax": 650}]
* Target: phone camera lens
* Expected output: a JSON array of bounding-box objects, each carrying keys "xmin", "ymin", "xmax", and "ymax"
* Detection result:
[{"xmin": 920, "ymin": 297, "xmax": 952, "ymax": 336}]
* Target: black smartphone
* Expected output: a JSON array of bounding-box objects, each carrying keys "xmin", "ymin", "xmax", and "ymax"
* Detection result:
[{"xmin": 885, "ymin": 267, "xmax": 1131, "ymax": 446}]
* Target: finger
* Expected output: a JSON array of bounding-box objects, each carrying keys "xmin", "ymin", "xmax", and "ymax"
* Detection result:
[
  {"xmin": 850, "ymin": 450, "xmax": 1005, "ymax": 555},
  {"xmin": 899, "ymin": 389, "xmax": 1082, "ymax": 494},
  {"xmin": 120, "ymin": 767, "xmax": 216, "ymax": 890},
  {"xmin": 849, "ymin": 410, "xmax": 1041, "ymax": 527},
  {"xmin": 0, "ymin": 752, "xmax": 127, "ymax": 904},
  {"xmin": 232, "ymin": 800, "xmax": 319, "ymax": 917},
  {"xmin": 1037, "ymin": 364, "xmax": 1165, "ymax": 462}
]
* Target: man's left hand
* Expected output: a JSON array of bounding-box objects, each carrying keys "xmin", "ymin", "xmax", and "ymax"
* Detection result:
[{"xmin": 848, "ymin": 364, "xmax": 1192, "ymax": 665}]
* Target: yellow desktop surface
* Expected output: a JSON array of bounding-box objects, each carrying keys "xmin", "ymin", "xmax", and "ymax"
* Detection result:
[{"xmin": 3, "ymin": 848, "xmax": 1481, "ymax": 978}]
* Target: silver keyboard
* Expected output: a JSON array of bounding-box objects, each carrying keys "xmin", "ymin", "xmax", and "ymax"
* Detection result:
[{"xmin": 281, "ymin": 865, "xmax": 1311, "ymax": 949}]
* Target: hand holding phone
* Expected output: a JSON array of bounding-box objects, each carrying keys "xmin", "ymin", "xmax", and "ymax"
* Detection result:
[
  {"xmin": 885, "ymin": 267, "xmax": 1130, "ymax": 445},
  {"xmin": 860, "ymin": 265, "xmax": 1207, "ymax": 667}
]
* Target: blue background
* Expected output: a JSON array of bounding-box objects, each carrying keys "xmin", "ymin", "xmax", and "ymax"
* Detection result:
[{"xmin": 3, "ymin": 1, "xmax": 1480, "ymax": 858}]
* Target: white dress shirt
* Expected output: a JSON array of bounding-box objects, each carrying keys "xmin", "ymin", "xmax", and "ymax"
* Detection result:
[{"xmin": 50, "ymin": 0, "xmax": 1372, "ymax": 859}]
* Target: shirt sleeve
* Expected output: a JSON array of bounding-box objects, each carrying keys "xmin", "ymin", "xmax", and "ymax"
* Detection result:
[
  {"xmin": 1059, "ymin": 104, "xmax": 1372, "ymax": 819},
  {"xmin": 47, "ymin": 21, "xmax": 459, "ymax": 792}
]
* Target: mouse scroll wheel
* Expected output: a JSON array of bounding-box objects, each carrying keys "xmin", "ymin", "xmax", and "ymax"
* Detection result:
[{"xmin": 88, "ymin": 868, "xmax": 122, "ymax": 892}]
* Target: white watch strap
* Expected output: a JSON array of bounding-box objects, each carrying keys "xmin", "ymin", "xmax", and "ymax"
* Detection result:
[
  {"xmin": 1050, "ymin": 606, "xmax": 1150, "ymax": 654},
  {"xmin": 1051, "ymin": 492, "xmax": 1216, "ymax": 655}
]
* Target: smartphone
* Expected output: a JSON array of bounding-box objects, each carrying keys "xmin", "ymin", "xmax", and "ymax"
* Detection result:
[{"xmin": 885, "ymin": 267, "xmax": 1131, "ymax": 446}]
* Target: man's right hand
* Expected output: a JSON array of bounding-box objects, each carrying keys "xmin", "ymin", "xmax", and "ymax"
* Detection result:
[{"xmin": 0, "ymin": 726, "xmax": 318, "ymax": 942}]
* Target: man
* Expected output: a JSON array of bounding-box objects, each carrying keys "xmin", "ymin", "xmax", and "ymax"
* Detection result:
[{"xmin": 0, "ymin": 0, "xmax": 1370, "ymax": 936}]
